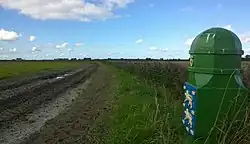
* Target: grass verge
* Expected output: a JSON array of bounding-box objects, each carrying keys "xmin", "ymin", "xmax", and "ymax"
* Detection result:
[
  {"xmin": 106, "ymin": 66, "xmax": 187, "ymax": 144},
  {"xmin": 0, "ymin": 61, "xmax": 85, "ymax": 79},
  {"xmin": 107, "ymin": 62, "xmax": 250, "ymax": 144}
]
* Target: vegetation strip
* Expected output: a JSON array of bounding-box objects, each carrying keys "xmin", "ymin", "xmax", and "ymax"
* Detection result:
[
  {"xmin": 107, "ymin": 61, "xmax": 250, "ymax": 144},
  {"xmin": 0, "ymin": 61, "xmax": 85, "ymax": 79},
  {"xmin": 105, "ymin": 66, "xmax": 186, "ymax": 144}
]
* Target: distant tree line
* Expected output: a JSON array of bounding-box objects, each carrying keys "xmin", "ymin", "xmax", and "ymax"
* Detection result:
[
  {"xmin": 0, "ymin": 57, "xmax": 189, "ymax": 61},
  {"xmin": 102, "ymin": 58, "xmax": 188, "ymax": 61},
  {"xmin": 0, "ymin": 58, "xmax": 93, "ymax": 61},
  {"xmin": 4, "ymin": 56, "xmax": 250, "ymax": 61},
  {"xmin": 54, "ymin": 58, "xmax": 92, "ymax": 61}
]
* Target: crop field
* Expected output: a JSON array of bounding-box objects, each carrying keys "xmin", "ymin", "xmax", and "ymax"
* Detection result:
[
  {"xmin": 0, "ymin": 60, "xmax": 249, "ymax": 144},
  {"xmin": 0, "ymin": 61, "xmax": 86, "ymax": 79}
]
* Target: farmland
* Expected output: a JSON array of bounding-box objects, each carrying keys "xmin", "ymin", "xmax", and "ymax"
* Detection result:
[
  {"xmin": 0, "ymin": 60, "xmax": 249, "ymax": 144},
  {"xmin": 0, "ymin": 61, "xmax": 85, "ymax": 79}
]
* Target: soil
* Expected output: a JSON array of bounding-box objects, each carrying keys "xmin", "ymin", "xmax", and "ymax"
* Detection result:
[{"xmin": 0, "ymin": 63, "xmax": 114, "ymax": 144}]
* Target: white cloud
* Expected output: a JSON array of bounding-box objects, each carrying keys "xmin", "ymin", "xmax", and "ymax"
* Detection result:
[
  {"xmin": 32, "ymin": 47, "xmax": 37, "ymax": 51},
  {"xmin": 149, "ymin": 46, "xmax": 168, "ymax": 52},
  {"xmin": 68, "ymin": 48, "xmax": 73, "ymax": 51},
  {"xmin": 9, "ymin": 48, "xmax": 17, "ymax": 52},
  {"xmin": 0, "ymin": 0, "xmax": 135, "ymax": 22},
  {"xmin": 33, "ymin": 53, "xmax": 39, "ymax": 57},
  {"xmin": 243, "ymin": 48, "xmax": 250, "ymax": 57},
  {"xmin": 0, "ymin": 55, "xmax": 9, "ymax": 59},
  {"xmin": 184, "ymin": 37, "xmax": 195, "ymax": 46},
  {"xmin": 160, "ymin": 48, "xmax": 168, "ymax": 52},
  {"xmin": 239, "ymin": 32, "xmax": 250, "ymax": 44},
  {"xmin": 32, "ymin": 46, "xmax": 41, "ymax": 52},
  {"xmin": 0, "ymin": 29, "xmax": 21, "ymax": 41},
  {"xmin": 75, "ymin": 43, "xmax": 83, "ymax": 47},
  {"xmin": 0, "ymin": 47, "xmax": 3, "ymax": 51},
  {"xmin": 149, "ymin": 46, "xmax": 158, "ymax": 50},
  {"xmin": 60, "ymin": 53, "xmax": 65, "ymax": 57},
  {"xmin": 29, "ymin": 36, "xmax": 36, "ymax": 42},
  {"xmin": 56, "ymin": 42, "xmax": 68, "ymax": 48},
  {"xmin": 243, "ymin": 48, "xmax": 250, "ymax": 54},
  {"xmin": 135, "ymin": 39, "xmax": 143, "ymax": 44},
  {"xmin": 105, "ymin": 0, "xmax": 135, "ymax": 8},
  {"xmin": 222, "ymin": 25, "xmax": 233, "ymax": 31}
]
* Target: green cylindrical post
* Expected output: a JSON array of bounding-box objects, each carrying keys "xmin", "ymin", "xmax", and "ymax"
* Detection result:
[{"xmin": 182, "ymin": 27, "xmax": 248, "ymax": 143}]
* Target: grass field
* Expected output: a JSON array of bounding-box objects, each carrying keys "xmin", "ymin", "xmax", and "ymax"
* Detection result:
[{"xmin": 0, "ymin": 61, "xmax": 85, "ymax": 79}]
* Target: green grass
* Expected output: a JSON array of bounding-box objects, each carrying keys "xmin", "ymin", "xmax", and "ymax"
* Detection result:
[
  {"xmin": 0, "ymin": 61, "xmax": 85, "ymax": 79},
  {"xmin": 106, "ymin": 67, "xmax": 187, "ymax": 144},
  {"xmin": 106, "ymin": 61, "xmax": 250, "ymax": 144}
]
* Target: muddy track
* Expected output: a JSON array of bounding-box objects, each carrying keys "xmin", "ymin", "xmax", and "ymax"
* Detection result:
[
  {"xmin": 22, "ymin": 64, "xmax": 114, "ymax": 144},
  {"xmin": 0, "ymin": 63, "xmax": 98, "ymax": 129},
  {"xmin": 0, "ymin": 65, "xmax": 91, "ymax": 111}
]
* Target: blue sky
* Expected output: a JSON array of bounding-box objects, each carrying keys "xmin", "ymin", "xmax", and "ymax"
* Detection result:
[{"xmin": 0, "ymin": 0, "xmax": 250, "ymax": 60}]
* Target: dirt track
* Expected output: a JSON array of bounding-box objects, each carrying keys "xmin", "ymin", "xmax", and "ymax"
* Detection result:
[
  {"xmin": 0, "ymin": 63, "xmax": 112, "ymax": 144},
  {"xmin": 24, "ymin": 63, "xmax": 114, "ymax": 144}
]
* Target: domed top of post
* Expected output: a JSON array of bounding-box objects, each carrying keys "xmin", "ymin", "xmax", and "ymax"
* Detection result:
[
  {"xmin": 188, "ymin": 27, "xmax": 244, "ymax": 75},
  {"xmin": 190, "ymin": 27, "xmax": 243, "ymax": 55}
]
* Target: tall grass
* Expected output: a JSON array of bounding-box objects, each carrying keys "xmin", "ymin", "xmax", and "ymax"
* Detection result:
[
  {"xmin": 108, "ymin": 61, "xmax": 250, "ymax": 144},
  {"xmin": 111, "ymin": 61, "xmax": 187, "ymax": 100},
  {"xmin": 106, "ymin": 66, "xmax": 186, "ymax": 144},
  {"xmin": 204, "ymin": 69, "xmax": 250, "ymax": 144}
]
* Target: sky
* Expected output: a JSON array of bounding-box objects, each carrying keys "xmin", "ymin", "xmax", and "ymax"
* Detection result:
[{"xmin": 0, "ymin": 0, "xmax": 250, "ymax": 60}]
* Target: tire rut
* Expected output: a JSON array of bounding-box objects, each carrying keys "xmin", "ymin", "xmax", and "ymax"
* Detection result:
[
  {"xmin": 0, "ymin": 65, "xmax": 90, "ymax": 112},
  {"xmin": 0, "ymin": 64, "xmax": 99, "ymax": 129},
  {"xmin": 22, "ymin": 64, "xmax": 113, "ymax": 144}
]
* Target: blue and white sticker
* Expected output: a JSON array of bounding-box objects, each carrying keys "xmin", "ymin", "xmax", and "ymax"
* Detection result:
[{"xmin": 183, "ymin": 82, "xmax": 197, "ymax": 136}]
